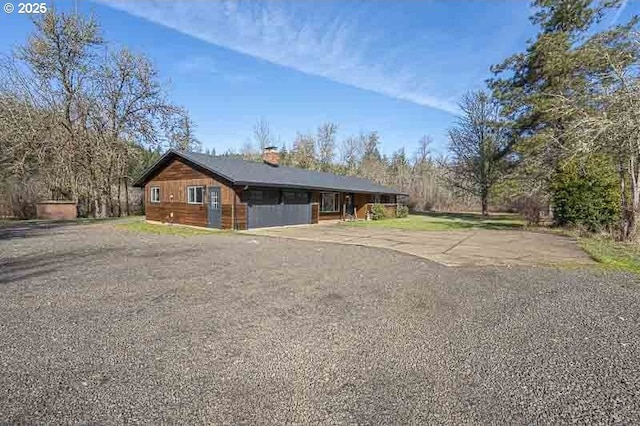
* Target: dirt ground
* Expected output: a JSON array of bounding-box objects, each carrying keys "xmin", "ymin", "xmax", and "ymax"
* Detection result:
[{"xmin": 0, "ymin": 222, "xmax": 637, "ymax": 424}]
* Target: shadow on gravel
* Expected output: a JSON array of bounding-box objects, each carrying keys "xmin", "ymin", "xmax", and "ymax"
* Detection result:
[
  {"xmin": 0, "ymin": 247, "xmax": 119, "ymax": 285},
  {"xmin": 0, "ymin": 218, "xmax": 124, "ymax": 241}
]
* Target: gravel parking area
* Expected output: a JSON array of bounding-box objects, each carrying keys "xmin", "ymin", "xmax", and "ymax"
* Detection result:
[{"xmin": 1, "ymin": 223, "xmax": 639, "ymax": 424}]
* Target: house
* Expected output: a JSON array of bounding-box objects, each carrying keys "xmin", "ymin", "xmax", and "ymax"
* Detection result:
[{"xmin": 133, "ymin": 148, "xmax": 404, "ymax": 230}]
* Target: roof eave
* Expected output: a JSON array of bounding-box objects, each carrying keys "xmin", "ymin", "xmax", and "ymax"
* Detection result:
[
  {"xmin": 132, "ymin": 149, "xmax": 406, "ymax": 196},
  {"xmin": 235, "ymin": 181, "xmax": 405, "ymax": 195},
  {"xmin": 132, "ymin": 149, "xmax": 177, "ymax": 187},
  {"xmin": 132, "ymin": 149, "xmax": 237, "ymax": 187}
]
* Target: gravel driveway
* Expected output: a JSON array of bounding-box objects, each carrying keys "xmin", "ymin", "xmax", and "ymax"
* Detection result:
[{"xmin": 1, "ymin": 223, "xmax": 639, "ymax": 424}]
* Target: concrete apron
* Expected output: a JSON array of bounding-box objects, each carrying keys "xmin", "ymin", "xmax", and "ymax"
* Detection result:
[{"xmin": 244, "ymin": 226, "xmax": 595, "ymax": 267}]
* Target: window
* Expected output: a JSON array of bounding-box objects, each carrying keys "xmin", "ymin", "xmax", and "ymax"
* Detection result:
[
  {"xmin": 243, "ymin": 189, "xmax": 280, "ymax": 205},
  {"xmin": 283, "ymin": 191, "xmax": 309, "ymax": 204},
  {"xmin": 320, "ymin": 192, "xmax": 339, "ymax": 212},
  {"xmin": 250, "ymin": 190, "xmax": 263, "ymax": 201},
  {"xmin": 150, "ymin": 187, "xmax": 160, "ymax": 203},
  {"xmin": 210, "ymin": 189, "xmax": 219, "ymax": 209},
  {"xmin": 187, "ymin": 186, "xmax": 204, "ymax": 204}
]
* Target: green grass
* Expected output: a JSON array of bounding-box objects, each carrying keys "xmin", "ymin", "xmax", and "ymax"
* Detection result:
[
  {"xmin": 343, "ymin": 212, "xmax": 525, "ymax": 232},
  {"xmin": 578, "ymin": 236, "xmax": 640, "ymax": 274},
  {"xmin": 115, "ymin": 220, "xmax": 222, "ymax": 236}
]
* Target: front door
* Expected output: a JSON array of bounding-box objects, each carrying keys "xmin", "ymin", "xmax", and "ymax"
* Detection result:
[
  {"xmin": 208, "ymin": 186, "xmax": 222, "ymax": 228},
  {"xmin": 345, "ymin": 193, "xmax": 355, "ymax": 216}
]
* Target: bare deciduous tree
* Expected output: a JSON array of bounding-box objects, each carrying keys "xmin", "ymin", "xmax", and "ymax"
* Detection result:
[
  {"xmin": 290, "ymin": 133, "xmax": 316, "ymax": 170},
  {"xmin": 0, "ymin": 11, "xmax": 198, "ymax": 218},
  {"xmin": 443, "ymin": 91, "xmax": 513, "ymax": 215},
  {"xmin": 253, "ymin": 117, "xmax": 273, "ymax": 150},
  {"xmin": 316, "ymin": 122, "xmax": 337, "ymax": 172}
]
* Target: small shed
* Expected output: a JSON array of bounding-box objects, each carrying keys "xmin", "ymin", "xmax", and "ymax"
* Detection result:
[{"xmin": 36, "ymin": 201, "xmax": 77, "ymax": 220}]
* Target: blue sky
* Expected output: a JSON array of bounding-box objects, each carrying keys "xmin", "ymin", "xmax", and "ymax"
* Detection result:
[{"xmin": 0, "ymin": 0, "xmax": 636, "ymax": 156}]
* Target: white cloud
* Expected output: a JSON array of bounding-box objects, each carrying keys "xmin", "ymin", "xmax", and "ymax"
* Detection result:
[
  {"xmin": 96, "ymin": 0, "xmax": 459, "ymax": 114},
  {"xmin": 175, "ymin": 56, "xmax": 258, "ymax": 85}
]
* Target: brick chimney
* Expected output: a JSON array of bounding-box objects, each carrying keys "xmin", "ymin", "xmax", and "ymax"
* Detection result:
[{"xmin": 262, "ymin": 146, "xmax": 279, "ymax": 166}]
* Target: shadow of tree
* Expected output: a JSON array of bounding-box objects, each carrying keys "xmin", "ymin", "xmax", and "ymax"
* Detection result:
[
  {"xmin": 0, "ymin": 247, "xmax": 120, "ymax": 285},
  {"xmin": 0, "ymin": 218, "xmax": 130, "ymax": 241}
]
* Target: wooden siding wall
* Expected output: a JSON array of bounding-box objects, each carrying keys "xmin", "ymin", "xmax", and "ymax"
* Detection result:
[
  {"xmin": 310, "ymin": 191, "xmax": 398, "ymax": 220},
  {"xmin": 379, "ymin": 203, "xmax": 398, "ymax": 217},
  {"xmin": 144, "ymin": 158, "xmax": 238, "ymax": 229},
  {"xmin": 361, "ymin": 203, "xmax": 397, "ymax": 218},
  {"xmin": 146, "ymin": 203, "xmax": 208, "ymax": 227},
  {"xmin": 355, "ymin": 193, "xmax": 372, "ymax": 219},
  {"xmin": 311, "ymin": 191, "xmax": 345, "ymax": 221},
  {"xmin": 235, "ymin": 203, "xmax": 248, "ymax": 230},
  {"xmin": 143, "ymin": 158, "xmax": 399, "ymax": 228},
  {"xmin": 309, "ymin": 192, "xmax": 399, "ymax": 220}
]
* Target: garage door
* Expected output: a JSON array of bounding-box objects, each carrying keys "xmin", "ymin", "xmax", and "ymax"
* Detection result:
[{"xmin": 245, "ymin": 189, "xmax": 312, "ymax": 229}]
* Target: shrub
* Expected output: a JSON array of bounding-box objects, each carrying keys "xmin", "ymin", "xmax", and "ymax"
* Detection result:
[
  {"xmin": 550, "ymin": 156, "xmax": 620, "ymax": 233},
  {"xmin": 370, "ymin": 203, "xmax": 387, "ymax": 220},
  {"xmin": 510, "ymin": 194, "xmax": 547, "ymax": 225},
  {"xmin": 396, "ymin": 204, "xmax": 409, "ymax": 218}
]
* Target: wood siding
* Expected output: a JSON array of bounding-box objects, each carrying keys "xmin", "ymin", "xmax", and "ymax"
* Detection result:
[
  {"xmin": 144, "ymin": 158, "xmax": 238, "ymax": 228},
  {"xmin": 143, "ymin": 157, "xmax": 399, "ymax": 228},
  {"xmin": 312, "ymin": 191, "xmax": 345, "ymax": 221},
  {"xmin": 221, "ymin": 205, "xmax": 233, "ymax": 229},
  {"xmin": 146, "ymin": 202, "xmax": 208, "ymax": 227},
  {"xmin": 364, "ymin": 203, "xmax": 398, "ymax": 218},
  {"xmin": 235, "ymin": 203, "xmax": 248, "ymax": 230},
  {"xmin": 310, "ymin": 191, "xmax": 398, "ymax": 220},
  {"xmin": 355, "ymin": 193, "xmax": 372, "ymax": 219},
  {"xmin": 151, "ymin": 158, "xmax": 211, "ymax": 182}
]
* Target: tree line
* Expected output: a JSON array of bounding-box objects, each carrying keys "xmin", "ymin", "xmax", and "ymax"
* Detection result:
[
  {"xmin": 231, "ymin": 119, "xmax": 471, "ymax": 212},
  {"xmin": 436, "ymin": 0, "xmax": 639, "ymax": 241},
  {"xmin": 236, "ymin": 0, "xmax": 640, "ymax": 241},
  {"xmin": 488, "ymin": 0, "xmax": 640, "ymax": 241},
  {"xmin": 3, "ymin": 1, "xmax": 640, "ymax": 242},
  {"xmin": 0, "ymin": 12, "xmax": 200, "ymax": 218}
]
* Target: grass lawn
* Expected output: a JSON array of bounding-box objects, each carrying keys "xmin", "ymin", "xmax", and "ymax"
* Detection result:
[
  {"xmin": 343, "ymin": 212, "xmax": 525, "ymax": 231},
  {"xmin": 579, "ymin": 237, "xmax": 640, "ymax": 274},
  {"xmin": 115, "ymin": 220, "xmax": 223, "ymax": 236}
]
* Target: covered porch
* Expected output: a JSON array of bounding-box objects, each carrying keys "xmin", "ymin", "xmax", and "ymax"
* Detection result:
[{"xmin": 311, "ymin": 191, "xmax": 398, "ymax": 221}]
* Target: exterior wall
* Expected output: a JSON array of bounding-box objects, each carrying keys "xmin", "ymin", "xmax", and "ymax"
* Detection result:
[
  {"xmin": 142, "ymin": 157, "xmax": 399, "ymax": 228},
  {"xmin": 380, "ymin": 203, "xmax": 398, "ymax": 217},
  {"xmin": 36, "ymin": 202, "xmax": 77, "ymax": 220},
  {"xmin": 311, "ymin": 191, "xmax": 398, "ymax": 220},
  {"xmin": 231, "ymin": 186, "xmax": 248, "ymax": 230},
  {"xmin": 144, "ymin": 158, "xmax": 239, "ymax": 228},
  {"xmin": 311, "ymin": 191, "xmax": 345, "ymax": 221},
  {"xmin": 355, "ymin": 193, "xmax": 373, "ymax": 219},
  {"xmin": 386, "ymin": 204, "xmax": 398, "ymax": 217},
  {"xmin": 234, "ymin": 202, "xmax": 248, "ymax": 230}
]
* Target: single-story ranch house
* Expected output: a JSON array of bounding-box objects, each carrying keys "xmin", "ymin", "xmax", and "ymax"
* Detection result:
[{"xmin": 133, "ymin": 148, "xmax": 405, "ymax": 230}]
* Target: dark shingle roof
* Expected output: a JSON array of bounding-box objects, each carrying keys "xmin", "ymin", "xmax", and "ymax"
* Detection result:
[{"xmin": 134, "ymin": 150, "xmax": 405, "ymax": 195}]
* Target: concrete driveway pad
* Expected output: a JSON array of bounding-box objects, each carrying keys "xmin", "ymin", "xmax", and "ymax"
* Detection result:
[{"xmin": 247, "ymin": 225, "xmax": 593, "ymax": 266}]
